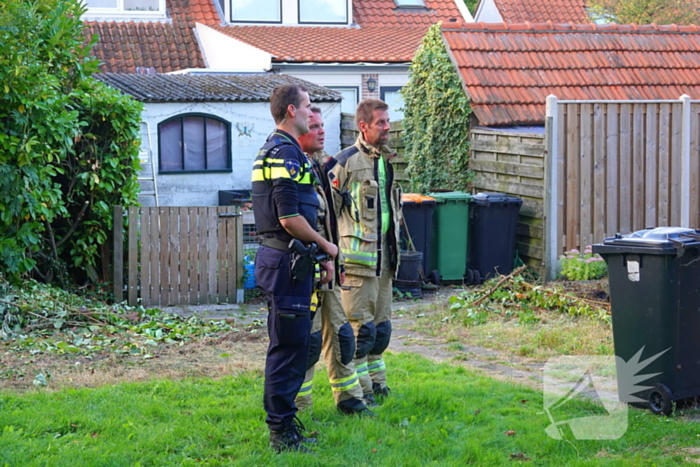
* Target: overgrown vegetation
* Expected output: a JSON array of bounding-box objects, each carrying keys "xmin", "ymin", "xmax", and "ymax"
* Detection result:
[
  {"xmin": 0, "ymin": 276, "xmax": 242, "ymax": 357},
  {"xmin": 587, "ymin": 0, "xmax": 700, "ymax": 25},
  {"xmin": 408, "ymin": 270, "xmax": 614, "ymax": 359},
  {"xmin": 559, "ymin": 246, "xmax": 607, "ymax": 281},
  {"xmin": 0, "ymin": 0, "xmax": 142, "ymax": 285},
  {"xmin": 448, "ymin": 271, "xmax": 611, "ymax": 325},
  {"xmin": 401, "ymin": 23, "xmax": 473, "ymax": 194}
]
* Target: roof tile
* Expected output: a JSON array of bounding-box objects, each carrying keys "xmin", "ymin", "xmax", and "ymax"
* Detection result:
[
  {"xmin": 491, "ymin": 0, "xmax": 588, "ymax": 24},
  {"xmin": 444, "ymin": 23, "xmax": 700, "ymax": 125},
  {"xmin": 94, "ymin": 73, "xmax": 342, "ymax": 103},
  {"xmin": 211, "ymin": 25, "xmax": 427, "ymax": 63}
]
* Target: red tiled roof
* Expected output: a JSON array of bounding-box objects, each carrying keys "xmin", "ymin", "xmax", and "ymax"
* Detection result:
[
  {"xmin": 85, "ymin": 0, "xmax": 220, "ymax": 73},
  {"xmin": 443, "ymin": 23, "xmax": 700, "ymax": 125},
  {"xmin": 213, "ymin": 0, "xmax": 468, "ymax": 63},
  {"xmin": 354, "ymin": 0, "xmax": 466, "ymax": 27},
  {"xmin": 211, "ymin": 25, "xmax": 428, "ymax": 62},
  {"xmin": 490, "ymin": 0, "xmax": 589, "ymax": 24},
  {"xmin": 86, "ymin": 0, "xmax": 469, "ymax": 71}
]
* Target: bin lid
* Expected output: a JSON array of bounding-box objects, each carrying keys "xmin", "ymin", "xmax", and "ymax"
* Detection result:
[
  {"xmin": 428, "ymin": 191, "xmax": 471, "ymax": 203},
  {"xmin": 402, "ymin": 193, "xmax": 436, "ymax": 204},
  {"xmin": 593, "ymin": 227, "xmax": 700, "ymax": 255},
  {"xmin": 471, "ymin": 192, "xmax": 523, "ymax": 206}
]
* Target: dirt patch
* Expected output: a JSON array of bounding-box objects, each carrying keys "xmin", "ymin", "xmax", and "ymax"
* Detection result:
[
  {"xmin": 0, "ymin": 280, "xmax": 611, "ymax": 394},
  {"xmin": 0, "ymin": 330, "xmax": 268, "ymax": 393}
]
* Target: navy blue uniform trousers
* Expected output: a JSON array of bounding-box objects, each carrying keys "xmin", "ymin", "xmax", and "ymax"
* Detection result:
[{"xmin": 255, "ymin": 245, "xmax": 314, "ymax": 430}]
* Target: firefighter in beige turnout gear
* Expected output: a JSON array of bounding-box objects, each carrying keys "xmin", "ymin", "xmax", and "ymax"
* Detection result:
[
  {"xmin": 294, "ymin": 108, "xmax": 372, "ymax": 416},
  {"xmin": 330, "ymin": 99, "xmax": 402, "ymax": 404}
]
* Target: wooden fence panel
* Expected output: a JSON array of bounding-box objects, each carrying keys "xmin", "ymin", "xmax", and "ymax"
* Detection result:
[
  {"xmin": 551, "ymin": 99, "xmax": 691, "ymax": 267},
  {"xmin": 114, "ymin": 206, "xmax": 243, "ymax": 307},
  {"xmin": 691, "ymin": 104, "xmax": 700, "ymax": 227},
  {"xmin": 618, "ymin": 103, "xmax": 633, "ymax": 234}
]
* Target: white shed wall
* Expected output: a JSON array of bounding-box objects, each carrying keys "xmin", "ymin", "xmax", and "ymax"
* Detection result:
[{"xmin": 138, "ymin": 100, "xmax": 341, "ymax": 206}]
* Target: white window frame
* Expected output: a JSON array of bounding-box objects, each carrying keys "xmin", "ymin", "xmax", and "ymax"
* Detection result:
[
  {"xmin": 298, "ymin": 0, "xmax": 348, "ymax": 24},
  {"xmin": 380, "ymin": 86, "xmax": 405, "ymax": 121},
  {"xmin": 328, "ymin": 86, "xmax": 359, "ymax": 114},
  {"xmin": 394, "ymin": 0, "xmax": 425, "ymax": 8},
  {"xmin": 230, "ymin": 0, "xmax": 282, "ymax": 23},
  {"xmin": 81, "ymin": 0, "xmax": 167, "ymax": 19}
]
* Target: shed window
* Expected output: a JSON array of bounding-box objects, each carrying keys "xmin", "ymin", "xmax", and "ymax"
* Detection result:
[{"xmin": 159, "ymin": 115, "xmax": 231, "ymax": 173}]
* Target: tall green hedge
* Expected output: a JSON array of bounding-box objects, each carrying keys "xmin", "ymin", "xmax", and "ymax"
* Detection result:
[
  {"xmin": 0, "ymin": 0, "xmax": 142, "ymax": 284},
  {"xmin": 401, "ymin": 23, "xmax": 472, "ymax": 194}
]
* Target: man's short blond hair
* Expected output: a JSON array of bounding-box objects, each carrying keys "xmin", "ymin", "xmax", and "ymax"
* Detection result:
[{"xmin": 355, "ymin": 98, "xmax": 388, "ymax": 127}]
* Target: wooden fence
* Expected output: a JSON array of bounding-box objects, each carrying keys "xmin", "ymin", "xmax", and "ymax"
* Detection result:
[
  {"xmin": 544, "ymin": 95, "xmax": 700, "ymax": 280},
  {"xmin": 470, "ymin": 128, "xmax": 546, "ymax": 275},
  {"xmin": 340, "ymin": 113, "xmax": 408, "ymax": 183},
  {"xmin": 113, "ymin": 206, "xmax": 243, "ymax": 307}
]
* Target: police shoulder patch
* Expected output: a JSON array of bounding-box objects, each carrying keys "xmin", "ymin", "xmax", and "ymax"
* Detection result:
[{"xmin": 285, "ymin": 159, "xmax": 301, "ymax": 179}]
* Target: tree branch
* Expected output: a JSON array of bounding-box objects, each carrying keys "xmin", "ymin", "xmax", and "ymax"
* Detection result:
[{"xmin": 56, "ymin": 199, "xmax": 90, "ymax": 248}]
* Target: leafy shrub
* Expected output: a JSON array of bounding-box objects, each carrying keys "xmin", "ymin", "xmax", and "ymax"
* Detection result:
[
  {"xmin": 559, "ymin": 246, "xmax": 607, "ymax": 281},
  {"xmin": 0, "ymin": 0, "xmax": 141, "ymax": 284},
  {"xmin": 401, "ymin": 23, "xmax": 473, "ymax": 193}
]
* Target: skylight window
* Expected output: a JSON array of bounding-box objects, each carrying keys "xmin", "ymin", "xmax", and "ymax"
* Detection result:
[{"xmin": 394, "ymin": 0, "xmax": 425, "ymax": 7}]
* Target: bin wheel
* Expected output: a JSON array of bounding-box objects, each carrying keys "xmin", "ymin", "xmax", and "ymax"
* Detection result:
[
  {"xmin": 472, "ymin": 269, "xmax": 482, "ymax": 285},
  {"xmin": 428, "ymin": 270, "xmax": 440, "ymax": 285},
  {"xmin": 648, "ymin": 383, "xmax": 673, "ymax": 416},
  {"xmin": 465, "ymin": 269, "xmax": 475, "ymax": 285}
]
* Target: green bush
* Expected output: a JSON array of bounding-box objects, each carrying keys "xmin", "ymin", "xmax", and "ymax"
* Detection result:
[
  {"xmin": 0, "ymin": 0, "xmax": 141, "ymax": 284},
  {"xmin": 559, "ymin": 246, "xmax": 608, "ymax": 281},
  {"xmin": 401, "ymin": 23, "xmax": 473, "ymax": 193}
]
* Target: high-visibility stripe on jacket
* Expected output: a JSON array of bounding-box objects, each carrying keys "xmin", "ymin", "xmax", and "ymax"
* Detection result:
[
  {"xmin": 251, "ymin": 131, "xmax": 319, "ymax": 241},
  {"xmin": 330, "ymin": 135, "xmax": 402, "ymax": 277}
]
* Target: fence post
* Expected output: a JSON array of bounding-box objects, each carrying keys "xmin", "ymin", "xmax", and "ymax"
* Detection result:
[
  {"xmin": 681, "ymin": 94, "xmax": 692, "ymax": 227},
  {"xmin": 544, "ymin": 95, "xmax": 560, "ymax": 282},
  {"xmin": 113, "ymin": 206, "xmax": 124, "ymax": 302}
]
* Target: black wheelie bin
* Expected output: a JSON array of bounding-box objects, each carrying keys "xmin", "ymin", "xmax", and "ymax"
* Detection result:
[{"xmin": 593, "ymin": 227, "xmax": 700, "ymax": 415}]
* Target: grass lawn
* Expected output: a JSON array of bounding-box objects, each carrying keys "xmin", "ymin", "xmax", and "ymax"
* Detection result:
[{"xmin": 2, "ymin": 352, "xmax": 700, "ymax": 466}]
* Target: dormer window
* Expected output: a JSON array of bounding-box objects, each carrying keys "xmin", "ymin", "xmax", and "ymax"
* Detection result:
[
  {"xmin": 82, "ymin": 0, "xmax": 166, "ymax": 18},
  {"xmin": 394, "ymin": 0, "xmax": 425, "ymax": 7},
  {"xmin": 229, "ymin": 0, "xmax": 350, "ymax": 25},
  {"xmin": 299, "ymin": 0, "xmax": 348, "ymax": 24},
  {"xmin": 231, "ymin": 0, "xmax": 281, "ymax": 23}
]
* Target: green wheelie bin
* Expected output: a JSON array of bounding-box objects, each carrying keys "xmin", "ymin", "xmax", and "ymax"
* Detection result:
[{"xmin": 428, "ymin": 191, "xmax": 471, "ymax": 284}]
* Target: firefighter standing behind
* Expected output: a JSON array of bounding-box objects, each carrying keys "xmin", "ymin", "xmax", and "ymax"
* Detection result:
[
  {"xmin": 330, "ymin": 98, "xmax": 402, "ymax": 405},
  {"xmin": 252, "ymin": 84, "xmax": 338, "ymax": 453},
  {"xmin": 294, "ymin": 106, "xmax": 374, "ymax": 416}
]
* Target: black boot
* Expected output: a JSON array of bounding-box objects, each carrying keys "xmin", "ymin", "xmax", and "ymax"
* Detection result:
[
  {"xmin": 337, "ymin": 398, "xmax": 375, "ymax": 416},
  {"xmin": 291, "ymin": 416, "xmax": 317, "ymax": 444},
  {"xmin": 373, "ymin": 382, "xmax": 391, "ymax": 398},
  {"xmin": 269, "ymin": 425, "xmax": 312, "ymax": 454},
  {"xmin": 363, "ymin": 393, "xmax": 380, "ymax": 407}
]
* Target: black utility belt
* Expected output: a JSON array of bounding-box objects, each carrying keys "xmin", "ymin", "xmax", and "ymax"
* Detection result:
[{"xmin": 261, "ymin": 237, "xmax": 293, "ymax": 252}]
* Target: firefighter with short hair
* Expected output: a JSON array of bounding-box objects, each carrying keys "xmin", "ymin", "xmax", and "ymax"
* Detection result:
[{"xmin": 330, "ymin": 98, "xmax": 402, "ymax": 405}]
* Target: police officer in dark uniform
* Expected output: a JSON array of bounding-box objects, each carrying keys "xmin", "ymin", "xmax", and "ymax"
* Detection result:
[{"xmin": 252, "ymin": 84, "xmax": 338, "ymax": 454}]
